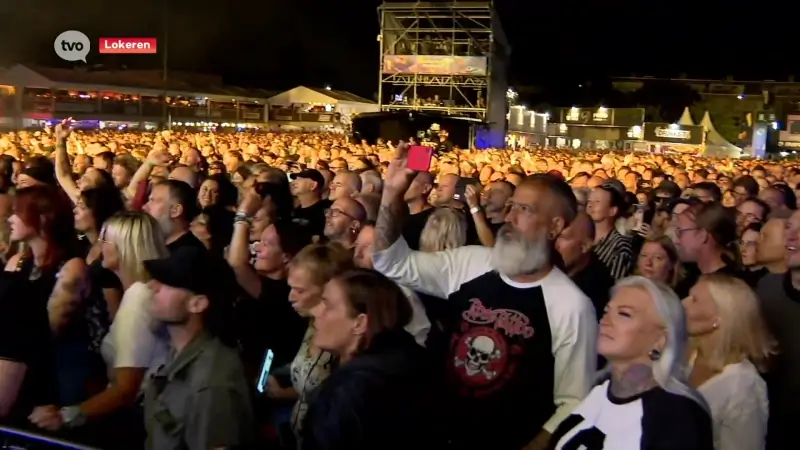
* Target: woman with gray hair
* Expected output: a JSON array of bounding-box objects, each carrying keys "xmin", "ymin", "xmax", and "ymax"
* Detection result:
[{"xmin": 549, "ymin": 276, "xmax": 713, "ymax": 450}]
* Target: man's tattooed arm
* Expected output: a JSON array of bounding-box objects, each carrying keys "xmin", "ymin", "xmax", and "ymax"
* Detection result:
[
  {"xmin": 373, "ymin": 197, "xmax": 409, "ymax": 253},
  {"xmin": 609, "ymin": 363, "xmax": 658, "ymax": 399}
]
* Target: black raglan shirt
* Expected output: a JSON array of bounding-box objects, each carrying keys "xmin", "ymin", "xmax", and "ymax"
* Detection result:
[
  {"xmin": 372, "ymin": 239, "xmax": 597, "ymax": 450},
  {"xmin": 550, "ymin": 380, "xmax": 713, "ymax": 450}
]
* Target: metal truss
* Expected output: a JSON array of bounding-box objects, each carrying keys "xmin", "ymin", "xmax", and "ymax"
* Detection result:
[{"xmin": 377, "ymin": 2, "xmax": 508, "ymax": 120}]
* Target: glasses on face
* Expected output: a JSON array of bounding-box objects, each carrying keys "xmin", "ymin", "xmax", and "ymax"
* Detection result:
[
  {"xmin": 324, "ymin": 208, "xmax": 356, "ymax": 220},
  {"xmin": 734, "ymin": 189, "xmax": 749, "ymax": 197},
  {"xmin": 740, "ymin": 239, "xmax": 759, "ymax": 248},
  {"xmin": 675, "ymin": 227, "xmax": 700, "ymax": 238}
]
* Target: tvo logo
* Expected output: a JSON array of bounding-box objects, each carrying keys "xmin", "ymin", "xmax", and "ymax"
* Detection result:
[{"xmin": 54, "ymin": 30, "xmax": 91, "ymax": 62}]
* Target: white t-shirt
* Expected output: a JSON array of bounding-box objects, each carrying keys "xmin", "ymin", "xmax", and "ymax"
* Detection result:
[
  {"xmin": 398, "ymin": 285, "xmax": 431, "ymax": 347},
  {"xmin": 100, "ymin": 281, "xmax": 170, "ymax": 387},
  {"xmin": 698, "ymin": 359, "xmax": 768, "ymax": 450}
]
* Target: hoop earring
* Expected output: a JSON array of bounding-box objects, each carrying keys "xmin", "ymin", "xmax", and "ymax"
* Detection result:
[{"xmin": 648, "ymin": 349, "xmax": 662, "ymax": 361}]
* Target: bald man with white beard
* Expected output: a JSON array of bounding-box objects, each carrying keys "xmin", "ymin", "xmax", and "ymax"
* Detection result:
[{"xmin": 372, "ymin": 152, "xmax": 595, "ymax": 450}]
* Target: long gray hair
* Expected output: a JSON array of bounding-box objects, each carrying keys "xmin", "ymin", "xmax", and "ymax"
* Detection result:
[{"xmin": 601, "ymin": 276, "xmax": 709, "ymax": 412}]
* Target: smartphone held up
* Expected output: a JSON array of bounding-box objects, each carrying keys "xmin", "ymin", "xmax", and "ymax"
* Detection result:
[{"xmin": 407, "ymin": 145, "xmax": 434, "ymax": 172}]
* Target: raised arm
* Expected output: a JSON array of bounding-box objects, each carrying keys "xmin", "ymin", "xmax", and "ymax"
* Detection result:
[
  {"xmin": 227, "ymin": 192, "xmax": 264, "ymax": 299},
  {"xmin": 53, "ymin": 120, "xmax": 80, "ymax": 204},
  {"xmin": 372, "ymin": 142, "xmax": 492, "ymax": 298}
]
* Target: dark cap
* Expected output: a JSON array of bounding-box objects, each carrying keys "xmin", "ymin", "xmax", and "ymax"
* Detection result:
[
  {"xmin": 655, "ymin": 180, "xmax": 682, "ymax": 199},
  {"xmin": 21, "ymin": 164, "xmax": 56, "ymax": 186},
  {"xmin": 289, "ymin": 169, "xmax": 325, "ymax": 188},
  {"xmin": 599, "ymin": 179, "xmax": 626, "ymax": 195},
  {"xmin": 144, "ymin": 246, "xmax": 236, "ymax": 300}
]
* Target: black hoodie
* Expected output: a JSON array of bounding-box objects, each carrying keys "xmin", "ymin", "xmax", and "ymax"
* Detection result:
[{"xmin": 301, "ymin": 330, "xmax": 443, "ymax": 450}]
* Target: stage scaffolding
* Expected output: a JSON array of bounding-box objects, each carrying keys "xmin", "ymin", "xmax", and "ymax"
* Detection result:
[{"xmin": 377, "ymin": 1, "xmax": 509, "ymax": 144}]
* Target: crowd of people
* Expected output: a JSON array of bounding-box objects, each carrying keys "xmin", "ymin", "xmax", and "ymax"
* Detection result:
[{"xmin": 0, "ymin": 123, "xmax": 797, "ymax": 449}]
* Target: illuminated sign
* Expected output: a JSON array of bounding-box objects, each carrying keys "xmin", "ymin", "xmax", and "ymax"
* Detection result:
[
  {"xmin": 643, "ymin": 123, "xmax": 704, "ymax": 145},
  {"xmin": 565, "ymin": 108, "xmax": 581, "ymax": 122},
  {"xmin": 654, "ymin": 127, "xmax": 692, "ymax": 140},
  {"xmin": 593, "ymin": 108, "xmax": 609, "ymax": 122}
]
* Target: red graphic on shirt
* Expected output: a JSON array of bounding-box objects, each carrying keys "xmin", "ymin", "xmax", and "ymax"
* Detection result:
[
  {"xmin": 462, "ymin": 298, "xmax": 535, "ymax": 338},
  {"xmin": 453, "ymin": 327, "xmax": 507, "ymax": 387},
  {"xmin": 451, "ymin": 299, "xmax": 532, "ymax": 394}
]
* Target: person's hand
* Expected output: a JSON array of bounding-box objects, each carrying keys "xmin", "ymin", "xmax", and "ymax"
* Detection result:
[
  {"xmin": 54, "ymin": 118, "xmax": 72, "ymax": 142},
  {"xmin": 266, "ymin": 376, "xmax": 291, "ymax": 399},
  {"xmin": 635, "ymin": 222, "xmax": 651, "ymax": 237},
  {"xmin": 238, "ymin": 192, "xmax": 262, "ymax": 217},
  {"xmin": 464, "ymin": 184, "xmax": 481, "ymax": 209},
  {"xmin": 383, "ymin": 141, "xmax": 417, "ymax": 199},
  {"xmin": 146, "ymin": 148, "xmax": 171, "ymax": 167},
  {"xmin": 29, "ymin": 405, "xmax": 64, "ymax": 431}
]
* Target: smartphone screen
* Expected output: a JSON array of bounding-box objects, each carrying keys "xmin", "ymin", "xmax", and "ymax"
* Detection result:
[
  {"xmin": 407, "ymin": 145, "xmax": 434, "ymax": 172},
  {"xmin": 256, "ymin": 349, "xmax": 275, "ymax": 394},
  {"xmin": 453, "ymin": 177, "xmax": 480, "ymax": 201}
]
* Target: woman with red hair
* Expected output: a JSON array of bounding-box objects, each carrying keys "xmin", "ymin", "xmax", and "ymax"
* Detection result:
[{"xmin": 0, "ymin": 185, "xmax": 89, "ymax": 424}]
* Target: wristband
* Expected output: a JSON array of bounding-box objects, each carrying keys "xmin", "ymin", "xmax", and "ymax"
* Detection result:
[
  {"xmin": 234, "ymin": 212, "xmax": 252, "ymax": 226},
  {"xmin": 469, "ymin": 206, "xmax": 481, "ymax": 215},
  {"xmin": 60, "ymin": 405, "xmax": 87, "ymax": 428}
]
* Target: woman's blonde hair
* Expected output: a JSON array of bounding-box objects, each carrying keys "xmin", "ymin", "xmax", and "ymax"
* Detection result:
[
  {"xmin": 637, "ymin": 233, "xmax": 684, "ymax": 288},
  {"xmin": 102, "ymin": 211, "xmax": 169, "ymax": 283},
  {"xmin": 289, "ymin": 241, "xmax": 354, "ymax": 288},
  {"xmin": 696, "ymin": 273, "xmax": 778, "ymax": 372},
  {"xmin": 419, "ymin": 207, "xmax": 467, "ymax": 253}
]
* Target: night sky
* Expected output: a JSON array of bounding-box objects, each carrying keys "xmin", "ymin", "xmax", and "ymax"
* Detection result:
[{"xmin": 0, "ymin": 0, "xmax": 795, "ymax": 103}]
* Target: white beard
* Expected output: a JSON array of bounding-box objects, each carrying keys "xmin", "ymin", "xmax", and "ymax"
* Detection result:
[{"xmin": 490, "ymin": 224, "xmax": 550, "ymax": 277}]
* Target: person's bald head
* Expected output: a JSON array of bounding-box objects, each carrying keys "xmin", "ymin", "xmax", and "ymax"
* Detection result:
[
  {"xmin": 328, "ymin": 170, "xmax": 362, "ymax": 201},
  {"xmin": 555, "ymin": 212, "xmax": 595, "ymax": 271},
  {"xmin": 404, "ymin": 171, "xmax": 435, "ymax": 203},
  {"xmin": 324, "ymin": 196, "xmax": 367, "ymax": 242},
  {"xmin": 587, "ymin": 176, "xmax": 604, "ymax": 189},
  {"xmin": 168, "ymin": 165, "xmax": 200, "ymax": 189},
  {"xmin": 335, "ymin": 197, "xmax": 367, "ymax": 222},
  {"xmin": 434, "ymin": 173, "xmax": 460, "ymax": 205}
]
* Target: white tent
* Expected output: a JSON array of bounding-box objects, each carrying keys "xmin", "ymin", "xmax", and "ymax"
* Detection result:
[
  {"xmin": 267, "ymin": 86, "xmax": 378, "ymax": 116},
  {"xmin": 677, "ymin": 107, "xmax": 695, "ymax": 126},
  {"xmin": 699, "ymin": 111, "xmax": 742, "ymax": 158}
]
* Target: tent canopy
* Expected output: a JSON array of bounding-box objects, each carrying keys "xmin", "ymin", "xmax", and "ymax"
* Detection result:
[
  {"xmin": 699, "ymin": 111, "xmax": 741, "ymax": 158},
  {"xmin": 677, "ymin": 107, "xmax": 695, "ymax": 126}
]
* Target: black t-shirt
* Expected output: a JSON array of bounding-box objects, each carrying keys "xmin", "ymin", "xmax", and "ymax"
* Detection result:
[
  {"xmin": 571, "ymin": 254, "xmax": 615, "ymax": 316},
  {"xmin": 167, "ymin": 231, "xmax": 207, "ymax": 253},
  {"xmin": 294, "ymin": 199, "xmax": 329, "ymax": 237},
  {"xmin": 235, "ymin": 277, "xmax": 307, "ymax": 371},
  {"xmin": 402, "ymin": 208, "xmax": 434, "ymax": 251},
  {"xmin": 0, "ymin": 270, "xmax": 58, "ymax": 423},
  {"xmin": 674, "ymin": 263, "xmax": 743, "ymax": 299}
]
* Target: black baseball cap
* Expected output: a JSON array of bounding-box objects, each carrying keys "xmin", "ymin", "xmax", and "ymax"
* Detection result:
[
  {"xmin": 144, "ymin": 246, "xmax": 236, "ymax": 301},
  {"xmin": 289, "ymin": 169, "xmax": 325, "ymax": 188}
]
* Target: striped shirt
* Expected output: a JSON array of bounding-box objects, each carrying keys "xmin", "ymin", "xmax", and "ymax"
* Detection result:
[{"xmin": 593, "ymin": 229, "xmax": 633, "ymax": 280}]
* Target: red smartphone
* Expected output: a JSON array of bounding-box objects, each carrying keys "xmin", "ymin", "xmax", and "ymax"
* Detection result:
[{"xmin": 407, "ymin": 145, "xmax": 434, "ymax": 172}]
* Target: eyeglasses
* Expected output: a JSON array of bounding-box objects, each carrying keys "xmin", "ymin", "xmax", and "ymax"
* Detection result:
[
  {"xmin": 324, "ymin": 208, "xmax": 357, "ymax": 220},
  {"xmin": 675, "ymin": 227, "xmax": 700, "ymax": 238}
]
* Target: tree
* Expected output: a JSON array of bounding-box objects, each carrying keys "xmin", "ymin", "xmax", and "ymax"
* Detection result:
[{"xmin": 628, "ymin": 81, "xmax": 701, "ymax": 123}]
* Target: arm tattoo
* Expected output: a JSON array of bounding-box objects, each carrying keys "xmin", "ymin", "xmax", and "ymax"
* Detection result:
[
  {"xmin": 609, "ymin": 363, "xmax": 658, "ymax": 399},
  {"xmin": 48, "ymin": 272, "xmax": 84, "ymax": 331},
  {"xmin": 373, "ymin": 198, "xmax": 408, "ymax": 252}
]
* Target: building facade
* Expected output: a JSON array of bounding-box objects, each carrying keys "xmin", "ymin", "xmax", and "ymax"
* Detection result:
[{"xmin": 0, "ymin": 64, "xmax": 274, "ymax": 130}]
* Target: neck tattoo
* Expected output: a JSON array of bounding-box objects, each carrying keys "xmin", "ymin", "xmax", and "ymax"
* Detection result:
[{"xmin": 609, "ymin": 364, "xmax": 658, "ymax": 399}]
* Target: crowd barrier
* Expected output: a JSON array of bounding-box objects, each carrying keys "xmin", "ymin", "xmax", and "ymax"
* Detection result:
[{"xmin": 0, "ymin": 426, "xmax": 99, "ymax": 450}]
